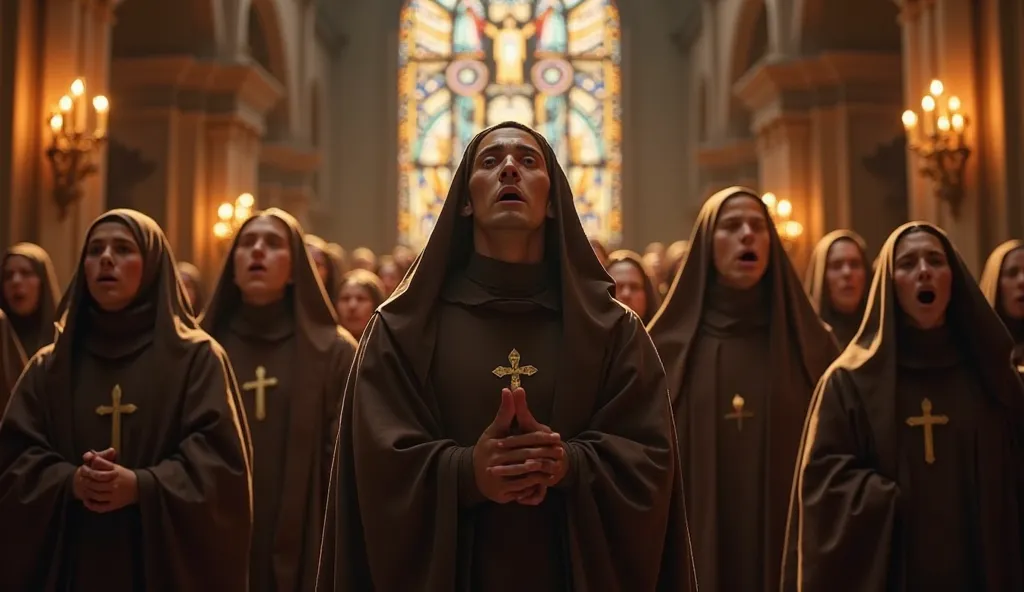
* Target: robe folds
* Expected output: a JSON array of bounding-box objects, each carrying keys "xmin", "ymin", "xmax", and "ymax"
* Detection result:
[
  {"xmin": 202, "ymin": 208, "xmax": 357, "ymax": 592},
  {"xmin": 0, "ymin": 309, "xmax": 26, "ymax": 403},
  {"xmin": 319, "ymin": 121, "xmax": 695, "ymax": 592},
  {"xmin": 790, "ymin": 222, "xmax": 1024, "ymax": 592},
  {"xmin": 0, "ymin": 209, "xmax": 253, "ymax": 592},
  {"xmin": 648, "ymin": 187, "xmax": 838, "ymax": 592}
]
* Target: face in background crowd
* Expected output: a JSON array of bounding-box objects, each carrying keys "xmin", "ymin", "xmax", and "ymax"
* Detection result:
[{"xmin": 824, "ymin": 238, "xmax": 867, "ymax": 314}]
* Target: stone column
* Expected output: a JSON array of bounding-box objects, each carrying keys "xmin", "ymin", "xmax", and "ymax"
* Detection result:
[{"xmin": 258, "ymin": 142, "xmax": 321, "ymax": 229}]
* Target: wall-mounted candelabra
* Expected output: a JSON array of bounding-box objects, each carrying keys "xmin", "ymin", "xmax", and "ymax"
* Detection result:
[
  {"xmin": 46, "ymin": 78, "xmax": 109, "ymax": 220},
  {"xmin": 213, "ymin": 193, "xmax": 256, "ymax": 240},
  {"xmin": 761, "ymin": 192, "xmax": 804, "ymax": 252},
  {"xmin": 901, "ymin": 79, "xmax": 970, "ymax": 217}
]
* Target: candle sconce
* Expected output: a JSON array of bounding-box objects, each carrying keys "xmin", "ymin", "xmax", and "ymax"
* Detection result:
[
  {"xmin": 213, "ymin": 193, "xmax": 256, "ymax": 240},
  {"xmin": 45, "ymin": 78, "xmax": 109, "ymax": 220},
  {"xmin": 761, "ymin": 192, "xmax": 804, "ymax": 252},
  {"xmin": 901, "ymin": 79, "xmax": 970, "ymax": 217}
]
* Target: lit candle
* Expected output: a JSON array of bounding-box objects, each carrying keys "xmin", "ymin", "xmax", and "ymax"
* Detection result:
[
  {"xmin": 58, "ymin": 95, "xmax": 73, "ymax": 134},
  {"xmin": 947, "ymin": 95, "xmax": 961, "ymax": 113},
  {"xmin": 951, "ymin": 113, "xmax": 966, "ymax": 148},
  {"xmin": 92, "ymin": 95, "xmax": 109, "ymax": 138},
  {"xmin": 70, "ymin": 79, "xmax": 86, "ymax": 133},
  {"xmin": 929, "ymin": 79, "xmax": 944, "ymax": 97},
  {"xmin": 902, "ymin": 110, "xmax": 919, "ymax": 146},
  {"xmin": 48, "ymin": 114, "xmax": 63, "ymax": 145},
  {"xmin": 921, "ymin": 95, "xmax": 936, "ymax": 137}
]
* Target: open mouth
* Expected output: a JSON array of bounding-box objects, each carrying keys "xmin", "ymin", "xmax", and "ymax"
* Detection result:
[
  {"xmin": 497, "ymin": 187, "xmax": 525, "ymax": 203},
  {"xmin": 97, "ymin": 274, "xmax": 117, "ymax": 284},
  {"xmin": 917, "ymin": 289, "xmax": 936, "ymax": 304},
  {"xmin": 248, "ymin": 263, "xmax": 267, "ymax": 272},
  {"xmin": 738, "ymin": 251, "xmax": 758, "ymax": 263}
]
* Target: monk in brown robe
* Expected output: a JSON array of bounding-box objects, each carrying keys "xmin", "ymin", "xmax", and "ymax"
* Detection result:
[
  {"xmin": 177, "ymin": 260, "xmax": 206, "ymax": 316},
  {"xmin": 319, "ymin": 122, "xmax": 695, "ymax": 592},
  {"xmin": 803, "ymin": 230, "xmax": 871, "ymax": 349},
  {"xmin": 790, "ymin": 222, "xmax": 1024, "ymax": 591},
  {"xmin": 0, "ymin": 209, "xmax": 252, "ymax": 591},
  {"xmin": 980, "ymin": 239, "xmax": 1024, "ymax": 365},
  {"xmin": 305, "ymin": 233, "xmax": 343, "ymax": 300},
  {"xmin": 648, "ymin": 186, "xmax": 837, "ymax": 592},
  {"xmin": 0, "ymin": 308, "xmax": 26, "ymax": 400},
  {"xmin": 1, "ymin": 242, "xmax": 61, "ymax": 358},
  {"xmin": 202, "ymin": 209, "xmax": 357, "ymax": 592},
  {"xmin": 606, "ymin": 249, "xmax": 661, "ymax": 324}
]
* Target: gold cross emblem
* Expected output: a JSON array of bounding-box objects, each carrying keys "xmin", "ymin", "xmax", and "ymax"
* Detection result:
[
  {"xmin": 242, "ymin": 365, "xmax": 278, "ymax": 421},
  {"xmin": 492, "ymin": 349, "xmax": 538, "ymax": 390},
  {"xmin": 723, "ymin": 394, "xmax": 754, "ymax": 431},
  {"xmin": 95, "ymin": 385, "xmax": 137, "ymax": 453},
  {"xmin": 906, "ymin": 397, "xmax": 949, "ymax": 464}
]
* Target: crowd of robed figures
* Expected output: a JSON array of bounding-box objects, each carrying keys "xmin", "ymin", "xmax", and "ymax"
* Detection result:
[{"xmin": 0, "ymin": 121, "xmax": 1021, "ymax": 592}]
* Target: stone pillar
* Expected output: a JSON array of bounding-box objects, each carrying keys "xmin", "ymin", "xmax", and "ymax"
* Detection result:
[
  {"xmin": 735, "ymin": 52, "xmax": 905, "ymax": 267},
  {"xmin": 3, "ymin": 0, "xmax": 118, "ymax": 282},
  {"xmin": 109, "ymin": 56, "xmax": 281, "ymax": 286},
  {"xmin": 258, "ymin": 141, "xmax": 321, "ymax": 230}
]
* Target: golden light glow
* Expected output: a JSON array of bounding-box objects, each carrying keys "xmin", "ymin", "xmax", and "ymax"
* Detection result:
[
  {"xmin": 212, "ymin": 193, "xmax": 256, "ymax": 239},
  {"xmin": 921, "ymin": 95, "xmax": 936, "ymax": 112},
  {"xmin": 777, "ymin": 199, "xmax": 792, "ymax": 218},
  {"xmin": 70, "ymin": 78, "xmax": 85, "ymax": 97},
  {"xmin": 947, "ymin": 96, "xmax": 961, "ymax": 112},
  {"xmin": 217, "ymin": 202, "xmax": 235, "ymax": 220},
  {"xmin": 761, "ymin": 192, "xmax": 803, "ymax": 249},
  {"xmin": 902, "ymin": 110, "xmax": 918, "ymax": 130},
  {"xmin": 951, "ymin": 113, "xmax": 965, "ymax": 132},
  {"xmin": 929, "ymin": 79, "xmax": 944, "ymax": 96},
  {"xmin": 49, "ymin": 114, "xmax": 63, "ymax": 134},
  {"xmin": 937, "ymin": 116, "xmax": 951, "ymax": 132},
  {"xmin": 761, "ymin": 192, "xmax": 777, "ymax": 209},
  {"xmin": 237, "ymin": 192, "xmax": 255, "ymax": 209},
  {"xmin": 92, "ymin": 95, "xmax": 109, "ymax": 113},
  {"xmin": 213, "ymin": 222, "xmax": 231, "ymax": 239},
  {"xmin": 58, "ymin": 96, "xmax": 73, "ymax": 112}
]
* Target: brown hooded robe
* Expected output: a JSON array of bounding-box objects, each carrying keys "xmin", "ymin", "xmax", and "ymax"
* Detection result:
[
  {"xmin": 305, "ymin": 234, "xmax": 343, "ymax": 301},
  {"xmin": 980, "ymin": 239, "xmax": 1024, "ymax": 365},
  {"xmin": 1, "ymin": 242, "xmax": 61, "ymax": 358},
  {"xmin": 790, "ymin": 222, "xmax": 1024, "ymax": 592},
  {"xmin": 177, "ymin": 260, "xmax": 206, "ymax": 316},
  {"xmin": 606, "ymin": 249, "xmax": 662, "ymax": 325},
  {"xmin": 648, "ymin": 186, "xmax": 838, "ymax": 592},
  {"xmin": 202, "ymin": 209, "xmax": 357, "ymax": 592},
  {"xmin": 319, "ymin": 122, "xmax": 695, "ymax": 592},
  {"xmin": 0, "ymin": 209, "xmax": 253, "ymax": 591},
  {"xmin": 0, "ymin": 308, "xmax": 26, "ymax": 402},
  {"xmin": 803, "ymin": 230, "xmax": 871, "ymax": 349}
]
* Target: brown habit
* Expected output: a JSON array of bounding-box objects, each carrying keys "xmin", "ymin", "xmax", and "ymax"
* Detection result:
[
  {"xmin": 647, "ymin": 186, "xmax": 837, "ymax": 592},
  {"xmin": 202, "ymin": 209, "xmax": 357, "ymax": 592},
  {"xmin": 319, "ymin": 122, "xmax": 695, "ymax": 592},
  {"xmin": 789, "ymin": 222, "xmax": 1024, "ymax": 591},
  {"xmin": 803, "ymin": 230, "xmax": 870, "ymax": 349},
  {"xmin": 980, "ymin": 239, "xmax": 1024, "ymax": 364},
  {"xmin": 0, "ymin": 308, "xmax": 26, "ymax": 402},
  {"xmin": 0, "ymin": 210, "xmax": 253, "ymax": 591},
  {"xmin": 606, "ymin": 249, "xmax": 662, "ymax": 325},
  {"xmin": 1, "ymin": 242, "xmax": 61, "ymax": 357},
  {"xmin": 305, "ymin": 234, "xmax": 343, "ymax": 300}
]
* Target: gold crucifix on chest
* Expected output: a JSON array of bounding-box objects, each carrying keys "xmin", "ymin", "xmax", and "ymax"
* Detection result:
[
  {"xmin": 723, "ymin": 394, "xmax": 754, "ymax": 431},
  {"xmin": 492, "ymin": 349, "xmax": 538, "ymax": 390},
  {"xmin": 242, "ymin": 365, "xmax": 278, "ymax": 421},
  {"xmin": 95, "ymin": 384, "xmax": 137, "ymax": 453},
  {"xmin": 906, "ymin": 397, "xmax": 949, "ymax": 464}
]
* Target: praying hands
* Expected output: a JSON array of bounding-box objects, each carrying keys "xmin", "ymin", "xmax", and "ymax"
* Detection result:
[
  {"xmin": 473, "ymin": 387, "xmax": 569, "ymax": 506},
  {"xmin": 72, "ymin": 448, "xmax": 139, "ymax": 513}
]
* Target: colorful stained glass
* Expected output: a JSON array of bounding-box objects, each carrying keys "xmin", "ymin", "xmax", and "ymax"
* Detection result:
[{"xmin": 398, "ymin": 0, "xmax": 622, "ymax": 248}]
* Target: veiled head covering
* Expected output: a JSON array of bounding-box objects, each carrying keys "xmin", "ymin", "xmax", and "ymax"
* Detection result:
[
  {"xmin": 1, "ymin": 243, "xmax": 61, "ymax": 355},
  {"xmin": 979, "ymin": 239, "xmax": 1024, "ymax": 314},
  {"xmin": 200, "ymin": 208, "xmax": 342, "ymax": 352},
  {"xmin": 836, "ymin": 223, "xmax": 1022, "ymax": 409},
  {"xmin": 605, "ymin": 249, "xmax": 661, "ymax": 325},
  {"xmin": 176, "ymin": 261, "xmax": 205, "ymax": 316},
  {"xmin": 340, "ymin": 269, "xmax": 386, "ymax": 308},
  {"xmin": 803, "ymin": 230, "xmax": 870, "ymax": 313},
  {"xmin": 378, "ymin": 120, "xmax": 617, "ymax": 384},
  {"xmin": 0, "ymin": 309, "xmax": 26, "ymax": 398},
  {"xmin": 304, "ymin": 234, "xmax": 344, "ymax": 300},
  {"xmin": 648, "ymin": 186, "xmax": 837, "ymax": 400}
]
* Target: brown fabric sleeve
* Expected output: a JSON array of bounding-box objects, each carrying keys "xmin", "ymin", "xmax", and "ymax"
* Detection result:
[
  {"xmin": 323, "ymin": 329, "xmax": 357, "ymax": 500},
  {"xmin": 0, "ymin": 351, "xmax": 77, "ymax": 588},
  {"xmin": 794, "ymin": 368, "xmax": 898, "ymax": 592},
  {"xmin": 134, "ymin": 342, "xmax": 253, "ymax": 591}
]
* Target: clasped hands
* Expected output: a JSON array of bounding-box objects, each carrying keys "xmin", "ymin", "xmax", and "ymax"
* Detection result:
[
  {"xmin": 473, "ymin": 387, "xmax": 568, "ymax": 506},
  {"xmin": 72, "ymin": 448, "xmax": 139, "ymax": 513}
]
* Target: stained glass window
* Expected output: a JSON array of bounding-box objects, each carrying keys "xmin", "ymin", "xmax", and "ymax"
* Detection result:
[{"xmin": 398, "ymin": 0, "xmax": 622, "ymax": 248}]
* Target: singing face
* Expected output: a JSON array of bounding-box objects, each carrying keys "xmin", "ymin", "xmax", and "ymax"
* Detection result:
[
  {"xmin": 2, "ymin": 255, "xmax": 41, "ymax": 317},
  {"xmin": 825, "ymin": 239, "xmax": 868, "ymax": 314},
  {"xmin": 83, "ymin": 222, "xmax": 145, "ymax": 312},
  {"xmin": 233, "ymin": 216, "xmax": 293, "ymax": 305},
  {"xmin": 998, "ymin": 247, "xmax": 1024, "ymax": 320},
  {"xmin": 608, "ymin": 260, "xmax": 648, "ymax": 320},
  {"xmin": 336, "ymin": 281, "xmax": 376, "ymax": 339},
  {"xmin": 465, "ymin": 127, "xmax": 552, "ymax": 233},
  {"xmin": 712, "ymin": 195, "xmax": 771, "ymax": 290},
  {"xmin": 892, "ymin": 230, "xmax": 952, "ymax": 330}
]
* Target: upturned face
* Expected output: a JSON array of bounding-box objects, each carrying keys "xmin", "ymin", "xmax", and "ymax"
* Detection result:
[
  {"xmin": 464, "ymin": 127, "xmax": 552, "ymax": 233},
  {"xmin": 336, "ymin": 282, "xmax": 375, "ymax": 339},
  {"xmin": 2, "ymin": 255, "xmax": 41, "ymax": 317},
  {"xmin": 712, "ymin": 195, "xmax": 770, "ymax": 289},
  {"xmin": 998, "ymin": 247, "xmax": 1024, "ymax": 320},
  {"xmin": 608, "ymin": 260, "xmax": 648, "ymax": 319},
  {"xmin": 83, "ymin": 221, "xmax": 145, "ymax": 312},
  {"xmin": 233, "ymin": 216, "xmax": 292, "ymax": 305},
  {"xmin": 892, "ymin": 230, "xmax": 952, "ymax": 330},
  {"xmin": 825, "ymin": 239, "xmax": 868, "ymax": 314}
]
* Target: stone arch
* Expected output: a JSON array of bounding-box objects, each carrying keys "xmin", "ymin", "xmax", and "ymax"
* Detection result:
[
  {"xmin": 792, "ymin": 0, "xmax": 900, "ymax": 55},
  {"xmin": 112, "ymin": 0, "xmax": 223, "ymax": 58},
  {"xmin": 246, "ymin": 0, "xmax": 291, "ymax": 140},
  {"xmin": 726, "ymin": 0, "xmax": 770, "ymax": 137}
]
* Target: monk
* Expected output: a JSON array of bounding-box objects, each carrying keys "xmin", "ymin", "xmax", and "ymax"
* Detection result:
[
  {"xmin": 980, "ymin": 239, "xmax": 1024, "ymax": 365},
  {"xmin": 803, "ymin": 230, "xmax": 871, "ymax": 349},
  {"xmin": 0, "ymin": 308, "xmax": 26, "ymax": 400},
  {"xmin": 605, "ymin": 249, "xmax": 661, "ymax": 324},
  {"xmin": 201, "ymin": 208, "xmax": 357, "ymax": 592},
  {"xmin": 1, "ymin": 242, "xmax": 61, "ymax": 358},
  {"xmin": 648, "ymin": 186, "xmax": 837, "ymax": 592},
  {"xmin": 0, "ymin": 209, "xmax": 252, "ymax": 590},
  {"xmin": 176, "ymin": 261, "xmax": 206, "ymax": 316},
  {"xmin": 319, "ymin": 122, "xmax": 694, "ymax": 592},
  {"xmin": 305, "ymin": 234, "xmax": 342, "ymax": 300},
  {"xmin": 790, "ymin": 222, "xmax": 1024, "ymax": 591}
]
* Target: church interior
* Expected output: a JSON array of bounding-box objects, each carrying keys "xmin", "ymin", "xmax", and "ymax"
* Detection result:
[{"xmin": 1, "ymin": 0, "xmax": 1022, "ymax": 284}]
